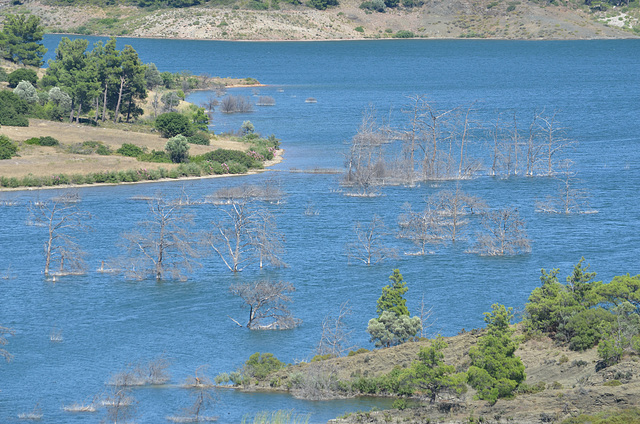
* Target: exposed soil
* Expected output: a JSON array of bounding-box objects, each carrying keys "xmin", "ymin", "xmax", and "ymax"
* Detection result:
[{"xmin": 239, "ymin": 328, "xmax": 640, "ymax": 423}]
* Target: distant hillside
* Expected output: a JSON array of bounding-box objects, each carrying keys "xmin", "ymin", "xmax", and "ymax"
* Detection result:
[{"xmin": 0, "ymin": 0, "xmax": 637, "ymax": 40}]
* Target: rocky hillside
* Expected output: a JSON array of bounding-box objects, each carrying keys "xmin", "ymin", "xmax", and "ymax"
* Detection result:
[
  {"xmin": 1, "ymin": 0, "xmax": 637, "ymax": 40},
  {"xmin": 239, "ymin": 328, "xmax": 640, "ymax": 423}
]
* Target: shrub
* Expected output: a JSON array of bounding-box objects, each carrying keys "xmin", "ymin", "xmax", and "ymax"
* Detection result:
[
  {"xmin": 38, "ymin": 136, "xmax": 60, "ymax": 146},
  {"xmin": 117, "ymin": 143, "xmax": 145, "ymax": 157},
  {"xmin": 7, "ymin": 68, "xmax": 38, "ymax": 88},
  {"xmin": 155, "ymin": 112, "xmax": 193, "ymax": 138},
  {"xmin": 355, "ymin": 26, "xmax": 365, "ymax": 33},
  {"xmin": 13, "ymin": 81, "xmax": 38, "ymax": 104},
  {"xmin": 565, "ymin": 308, "xmax": 615, "ymax": 351},
  {"xmin": 0, "ymin": 136, "xmax": 19, "ymax": 160},
  {"xmin": 243, "ymin": 352, "xmax": 286, "ymax": 380},
  {"xmin": 187, "ymin": 131, "xmax": 210, "ymax": 145},
  {"xmin": 360, "ymin": 0, "xmax": 385, "ymax": 11},
  {"xmin": 348, "ymin": 348, "xmax": 369, "ymax": 356},
  {"xmin": 393, "ymin": 30, "xmax": 415, "ymax": 38},
  {"xmin": 392, "ymin": 399, "xmax": 408, "ymax": 410},
  {"xmin": 311, "ymin": 354, "xmax": 335, "ymax": 362},
  {"xmin": 195, "ymin": 149, "xmax": 260, "ymax": 169},
  {"xmin": 165, "ymin": 134, "xmax": 190, "ymax": 163},
  {"xmin": 138, "ymin": 150, "xmax": 171, "ymax": 163},
  {"xmin": 0, "ymin": 91, "xmax": 30, "ymax": 127}
]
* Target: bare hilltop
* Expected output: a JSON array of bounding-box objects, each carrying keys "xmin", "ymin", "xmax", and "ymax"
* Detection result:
[{"xmin": 0, "ymin": 0, "xmax": 637, "ymax": 41}]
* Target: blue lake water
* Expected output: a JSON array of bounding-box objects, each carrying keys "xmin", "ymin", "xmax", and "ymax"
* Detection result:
[{"xmin": 0, "ymin": 36, "xmax": 639, "ymax": 422}]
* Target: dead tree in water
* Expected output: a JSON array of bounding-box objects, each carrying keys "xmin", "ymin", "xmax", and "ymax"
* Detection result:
[
  {"xmin": 471, "ymin": 207, "xmax": 530, "ymax": 256},
  {"xmin": 119, "ymin": 196, "xmax": 199, "ymax": 281},
  {"xmin": 28, "ymin": 192, "xmax": 91, "ymax": 277},
  {"xmin": 229, "ymin": 281, "xmax": 301, "ymax": 330},
  {"xmin": 346, "ymin": 215, "xmax": 397, "ymax": 265}
]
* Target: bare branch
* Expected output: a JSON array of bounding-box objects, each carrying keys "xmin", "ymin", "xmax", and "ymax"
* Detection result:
[{"xmin": 229, "ymin": 281, "xmax": 301, "ymax": 330}]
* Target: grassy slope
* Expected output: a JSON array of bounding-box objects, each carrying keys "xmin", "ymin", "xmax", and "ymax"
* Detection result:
[{"xmin": 1, "ymin": 0, "xmax": 637, "ymax": 41}]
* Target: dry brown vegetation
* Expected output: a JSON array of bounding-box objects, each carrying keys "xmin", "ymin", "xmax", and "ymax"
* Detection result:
[
  {"xmin": 0, "ymin": 119, "xmax": 247, "ymax": 179},
  {"xmin": 239, "ymin": 327, "xmax": 640, "ymax": 423}
]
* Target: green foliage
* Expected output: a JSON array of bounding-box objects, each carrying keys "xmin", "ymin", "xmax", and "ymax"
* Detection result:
[
  {"xmin": 406, "ymin": 336, "xmax": 467, "ymax": 402},
  {"xmin": 524, "ymin": 258, "xmax": 603, "ymax": 345},
  {"xmin": 367, "ymin": 310, "xmax": 421, "ymax": 348},
  {"xmin": 565, "ymin": 308, "xmax": 615, "ymax": 351},
  {"xmin": 393, "ymin": 30, "xmax": 415, "ymax": 38},
  {"xmin": 187, "ymin": 132, "xmax": 210, "ymax": 145},
  {"xmin": 241, "ymin": 120, "xmax": 255, "ymax": 135},
  {"xmin": 191, "ymin": 107, "xmax": 209, "ymax": 131},
  {"xmin": 0, "ymin": 67, "xmax": 7, "ymax": 82},
  {"xmin": 377, "ymin": 269, "xmax": 410, "ymax": 317},
  {"xmin": 360, "ymin": 0, "xmax": 385, "ymax": 11},
  {"xmin": 348, "ymin": 348, "xmax": 369, "ymax": 356},
  {"xmin": 165, "ymin": 134, "xmax": 190, "ymax": 163},
  {"xmin": 468, "ymin": 304, "xmax": 525, "ymax": 404},
  {"xmin": 155, "ymin": 112, "xmax": 194, "ymax": 138},
  {"xmin": 117, "ymin": 143, "xmax": 145, "ymax": 157},
  {"xmin": 66, "ymin": 140, "xmax": 111, "ymax": 155},
  {"xmin": 597, "ymin": 274, "xmax": 640, "ymax": 310},
  {"xmin": 307, "ymin": 0, "xmax": 339, "ymax": 9},
  {"xmin": 0, "ymin": 90, "xmax": 30, "ymax": 126},
  {"xmin": 7, "ymin": 68, "xmax": 38, "ymax": 88},
  {"xmin": 392, "ymin": 398, "xmax": 407, "ymax": 410},
  {"xmin": 193, "ymin": 148, "xmax": 261, "ymax": 169},
  {"xmin": 0, "ymin": 135, "xmax": 19, "ymax": 160},
  {"xmin": 354, "ymin": 26, "xmax": 365, "ymax": 32},
  {"xmin": 243, "ymin": 352, "xmax": 286, "ymax": 380},
  {"xmin": 13, "ymin": 81, "xmax": 38, "ymax": 104},
  {"xmin": 23, "ymin": 136, "xmax": 60, "ymax": 146},
  {"xmin": 310, "ymin": 353, "xmax": 335, "ymax": 362},
  {"xmin": 1, "ymin": 14, "xmax": 47, "ymax": 67}
]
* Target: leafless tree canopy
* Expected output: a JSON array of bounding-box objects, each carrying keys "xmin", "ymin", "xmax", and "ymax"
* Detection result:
[
  {"xmin": 472, "ymin": 207, "xmax": 531, "ymax": 256},
  {"xmin": 119, "ymin": 197, "xmax": 199, "ymax": 281},
  {"xmin": 346, "ymin": 215, "xmax": 397, "ymax": 265},
  {"xmin": 257, "ymin": 96, "xmax": 276, "ymax": 106},
  {"xmin": 429, "ymin": 186, "xmax": 486, "ymax": 242},
  {"xmin": 397, "ymin": 202, "xmax": 443, "ymax": 255},
  {"xmin": 316, "ymin": 301, "xmax": 356, "ymax": 357},
  {"xmin": 108, "ymin": 356, "xmax": 171, "ymax": 387},
  {"xmin": 536, "ymin": 160, "xmax": 594, "ymax": 214},
  {"xmin": 219, "ymin": 95, "xmax": 253, "ymax": 113},
  {"xmin": 206, "ymin": 185, "xmax": 285, "ymax": 272},
  {"xmin": 104, "ymin": 387, "xmax": 137, "ymax": 424},
  {"xmin": 28, "ymin": 192, "xmax": 91, "ymax": 277},
  {"xmin": 343, "ymin": 108, "xmax": 389, "ymax": 196},
  {"xmin": 229, "ymin": 281, "xmax": 301, "ymax": 330}
]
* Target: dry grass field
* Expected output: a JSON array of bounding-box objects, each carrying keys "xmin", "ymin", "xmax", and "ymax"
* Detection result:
[{"xmin": 0, "ymin": 119, "xmax": 249, "ymax": 179}]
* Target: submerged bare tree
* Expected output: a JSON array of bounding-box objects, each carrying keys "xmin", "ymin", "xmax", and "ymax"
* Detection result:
[
  {"xmin": 537, "ymin": 111, "xmax": 576, "ymax": 176},
  {"xmin": 104, "ymin": 387, "xmax": 137, "ymax": 424},
  {"xmin": 397, "ymin": 202, "xmax": 443, "ymax": 255},
  {"xmin": 229, "ymin": 281, "xmax": 301, "ymax": 330},
  {"xmin": 119, "ymin": 197, "xmax": 199, "ymax": 281},
  {"xmin": 343, "ymin": 108, "xmax": 388, "ymax": 196},
  {"xmin": 206, "ymin": 186, "xmax": 285, "ymax": 272},
  {"xmin": 316, "ymin": 301, "xmax": 356, "ymax": 357},
  {"xmin": 346, "ymin": 215, "xmax": 397, "ymax": 265},
  {"xmin": 536, "ymin": 160, "xmax": 593, "ymax": 214},
  {"xmin": 28, "ymin": 192, "xmax": 91, "ymax": 277},
  {"xmin": 472, "ymin": 207, "xmax": 531, "ymax": 256},
  {"xmin": 169, "ymin": 366, "xmax": 217, "ymax": 423},
  {"xmin": 430, "ymin": 186, "xmax": 486, "ymax": 242}
]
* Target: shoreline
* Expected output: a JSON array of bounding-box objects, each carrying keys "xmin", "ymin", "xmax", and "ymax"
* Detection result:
[
  {"xmin": 45, "ymin": 31, "xmax": 639, "ymax": 43},
  {"xmin": 0, "ymin": 150, "xmax": 284, "ymax": 193}
]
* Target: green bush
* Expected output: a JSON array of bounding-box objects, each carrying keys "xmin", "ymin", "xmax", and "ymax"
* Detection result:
[
  {"xmin": 565, "ymin": 308, "xmax": 615, "ymax": 351},
  {"xmin": 393, "ymin": 30, "xmax": 415, "ymax": 38},
  {"xmin": 39, "ymin": 136, "xmax": 60, "ymax": 146},
  {"xmin": 0, "ymin": 91, "xmax": 30, "ymax": 127},
  {"xmin": 187, "ymin": 131, "xmax": 210, "ymax": 145},
  {"xmin": 194, "ymin": 148, "xmax": 260, "ymax": 169},
  {"xmin": 7, "ymin": 68, "xmax": 38, "ymax": 88},
  {"xmin": 243, "ymin": 352, "xmax": 286, "ymax": 380},
  {"xmin": 155, "ymin": 112, "xmax": 193, "ymax": 138},
  {"xmin": 0, "ymin": 135, "xmax": 19, "ymax": 160},
  {"xmin": 117, "ymin": 143, "xmax": 145, "ymax": 157},
  {"xmin": 138, "ymin": 150, "xmax": 171, "ymax": 163},
  {"xmin": 0, "ymin": 67, "xmax": 7, "ymax": 82},
  {"xmin": 311, "ymin": 354, "xmax": 335, "ymax": 362},
  {"xmin": 348, "ymin": 348, "xmax": 369, "ymax": 356},
  {"xmin": 165, "ymin": 134, "xmax": 190, "ymax": 163}
]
